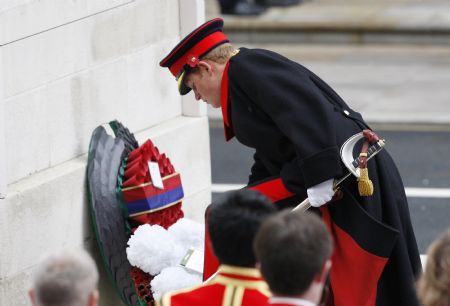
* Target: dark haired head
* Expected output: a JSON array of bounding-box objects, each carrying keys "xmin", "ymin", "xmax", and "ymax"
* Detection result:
[
  {"xmin": 207, "ymin": 189, "xmax": 276, "ymax": 267},
  {"xmin": 254, "ymin": 210, "xmax": 332, "ymax": 295}
]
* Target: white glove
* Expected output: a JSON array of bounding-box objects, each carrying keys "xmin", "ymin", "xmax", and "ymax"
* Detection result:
[{"xmin": 307, "ymin": 179, "xmax": 335, "ymax": 207}]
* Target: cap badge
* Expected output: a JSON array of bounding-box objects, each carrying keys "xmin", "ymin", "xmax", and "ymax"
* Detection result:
[{"xmin": 187, "ymin": 55, "xmax": 199, "ymax": 68}]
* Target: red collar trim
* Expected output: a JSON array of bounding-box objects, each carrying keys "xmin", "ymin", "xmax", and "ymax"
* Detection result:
[
  {"xmin": 220, "ymin": 60, "xmax": 234, "ymax": 141},
  {"xmin": 218, "ymin": 271, "xmax": 263, "ymax": 282},
  {"xmin": 216, "ymin": 265, "xmax": 263, "ymax": 281}
]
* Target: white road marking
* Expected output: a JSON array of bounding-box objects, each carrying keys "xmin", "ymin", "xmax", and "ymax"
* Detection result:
[
  {"xmin": 405, "ymin": 187, "xmax": 450, "ymax": 198},
  {"xmin": 211, "ymin": 184, "xmax": 450, "ymax": 199},
  {"xmin": 211, "ymin": 184, "xmax": 245, "ymax": 193},
  {"xmin": 211, "ymin": 184, "xmax": 432, "ymax": 269}
]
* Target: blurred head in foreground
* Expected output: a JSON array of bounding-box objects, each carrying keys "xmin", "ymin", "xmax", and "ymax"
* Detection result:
[
  {"xmin": 417, "ymin": 228, "xmax": 450, "ymax": 306},
  {"xmin": 29, "ymin": 248, "xmax": 99, "ymax": 306},
  {"xmin": 208, "ymin": 189, "xmax": 277, "ymax": 267},
  {"xmin": 254, "ymin": 211, "xmax": 333, "ymax": 305}
]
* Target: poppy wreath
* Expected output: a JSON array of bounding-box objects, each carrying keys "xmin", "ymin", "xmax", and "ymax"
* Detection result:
[
  {"xmin": 115, "ymin": 124, "xmax": 185, "ymax": 305},
  {"xmin": 87, "ymin": 120, "xmax": 185, "ymax": 306}
]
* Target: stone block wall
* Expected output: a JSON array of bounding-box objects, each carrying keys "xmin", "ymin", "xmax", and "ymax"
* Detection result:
[{"xmin": 0, "ymin": 1, "xmax": 210, "ymax": 305}]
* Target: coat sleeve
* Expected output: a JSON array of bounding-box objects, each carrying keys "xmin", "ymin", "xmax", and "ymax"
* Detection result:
[
  {"xmin": 248, "ymin": 151, "xmax": 272, "ymax": 185},
  {"xmin": 232, "ymin": 50, "xmax": 343, "ymax": 188}
]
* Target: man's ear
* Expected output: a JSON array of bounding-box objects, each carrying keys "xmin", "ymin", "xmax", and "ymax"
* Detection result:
[
  {"xmin": 28, "ymin": 289, "xmax": 37, "ymax": 306},
  {"xmin": 197, "ymin": 60, "xmax": 213, "ymax": 75},
  {"xmin": 315, "ymin": 259, "xmax": 332, "ymax": 283}
]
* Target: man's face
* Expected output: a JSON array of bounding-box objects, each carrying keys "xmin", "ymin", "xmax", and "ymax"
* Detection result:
[{"xmin": 184, "ymin": 61, "xmax": 222, "ymax": 108}]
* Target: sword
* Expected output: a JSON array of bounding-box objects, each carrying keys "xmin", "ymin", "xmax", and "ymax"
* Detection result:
[{"xmin": 293, "ymin": 133, "xmax": 386, "ymax": 212}]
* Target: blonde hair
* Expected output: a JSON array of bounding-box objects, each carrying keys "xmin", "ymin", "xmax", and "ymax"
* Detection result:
[
  {"xmin": 201, "ymin": 43, "xmax": 236, "ymax": 64},
  {"xmin": 185, "ymin": 43, "xmax": 235, "ymax": 77},
  {"xmin": 417, "ymin": 228, "xmax": 450, "ymax": 306}
]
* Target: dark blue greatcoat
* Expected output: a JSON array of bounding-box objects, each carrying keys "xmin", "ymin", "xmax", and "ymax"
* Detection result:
[{"xmin": 224, "ymin": 47, "xmax": 422, "ymax": 306}]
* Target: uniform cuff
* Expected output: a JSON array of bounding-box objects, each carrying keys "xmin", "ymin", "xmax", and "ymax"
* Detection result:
[{"xmin": 300, "ymin": 147, "xmax": 343, "ymax": 188}]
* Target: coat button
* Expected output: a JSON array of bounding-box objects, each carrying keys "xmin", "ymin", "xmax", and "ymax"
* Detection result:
[
  {"xmin": 343, "ymin": 110, "xmax": 350, "ymax": 116},
  {"xmin": 248, "ymin": 106, "xmax": 253, "ymax": 112}
]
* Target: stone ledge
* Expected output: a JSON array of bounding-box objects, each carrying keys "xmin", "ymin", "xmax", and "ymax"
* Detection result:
[
  {"xmin": 0, "ymin": 0, "xmax": 180, "ymax": 46},
  {"xmin": 0, "ymin": 0, "xmax": 132, "ymax": 45},
  {"xmin": 4, "ymin": 42, "xmax": 181, "ymax": 184}
]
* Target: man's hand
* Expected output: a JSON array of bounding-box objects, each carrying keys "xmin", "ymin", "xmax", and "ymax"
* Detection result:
[{"xmin": 307, "ymin": 179, "xmax": 335, "ymax": 207}]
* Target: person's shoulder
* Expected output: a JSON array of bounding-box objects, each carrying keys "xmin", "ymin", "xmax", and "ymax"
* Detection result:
[
  {"xmin": 233, "ymin": 47, "xmax": 284, "ymax": 62},
  {"xmin": 232, "ymin": 47, "xmax": 297, "ymax": 73},
  {"xmin": 230, "ymin": 48, "xmax": 288, "ymax": 79}
]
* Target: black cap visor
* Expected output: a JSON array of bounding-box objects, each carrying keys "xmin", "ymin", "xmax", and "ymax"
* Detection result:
[{"xmin": 177, "ymin": 67, "xmax": 192, "ymax": 96}]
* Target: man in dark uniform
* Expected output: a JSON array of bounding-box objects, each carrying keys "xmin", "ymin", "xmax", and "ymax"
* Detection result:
[{"xmin": 160, "ymin": 18, "xmax": 422, "ymax": 306}]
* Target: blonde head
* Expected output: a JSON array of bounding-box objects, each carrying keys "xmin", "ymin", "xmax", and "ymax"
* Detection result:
[
  {"xmin": 201, "ymin": 43, "xmax": 236, "ymax": 64},
  {"xmin": 184, "ymin": 43, "xmax": 236, "ymax": 78},
  {"xmin": 417, "ymin": 228, "xmax": 450, "ymax": 306}
]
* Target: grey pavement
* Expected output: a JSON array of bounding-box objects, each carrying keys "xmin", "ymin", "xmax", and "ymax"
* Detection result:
[
  {"xmin": 205, "ymin": 0, "xmax": 450, "ymax": 126},
  {"xmin": 209, "ymin": 127, "xmax": 450, "ymax": 189},
  {"xmin": 207, "ymin": 43, "xmax": 450, "ymax": 126},
  {"xmin": 209, "ymin": 126, "xmax": 450, "ymax": 253}
]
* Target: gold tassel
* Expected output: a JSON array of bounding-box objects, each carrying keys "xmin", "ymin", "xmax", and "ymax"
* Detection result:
[{"xmin": 358, "ymin": 168, "xmax": 373, "ymax": 196}]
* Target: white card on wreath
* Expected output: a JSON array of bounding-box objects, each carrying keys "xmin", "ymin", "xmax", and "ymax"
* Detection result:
[{"xmin": 148, "ymin": 161, "xmax": 164, "ymax": 189}]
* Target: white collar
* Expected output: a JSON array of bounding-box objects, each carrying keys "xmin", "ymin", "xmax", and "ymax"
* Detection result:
[{"xmin": 269, "ymin": 296, "xmax": 316, "ymax": 306}]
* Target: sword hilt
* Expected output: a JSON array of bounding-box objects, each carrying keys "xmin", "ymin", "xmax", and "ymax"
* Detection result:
[
  {"xmin": 293, "ymin": 139, "xmax": 386, "ymax": 212},
  {"xmin": 351, "ymin": 139, "xmax": 385, "ymax": 169}
]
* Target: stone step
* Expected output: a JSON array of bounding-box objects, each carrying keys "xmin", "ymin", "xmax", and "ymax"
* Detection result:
[
  {"xmin": 207, "ymin": 43, "xmax": 450, "ymax": 126},
  {"xmin": 206, "ymin": 0, "xmax": 450, "ymax": 45}
]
